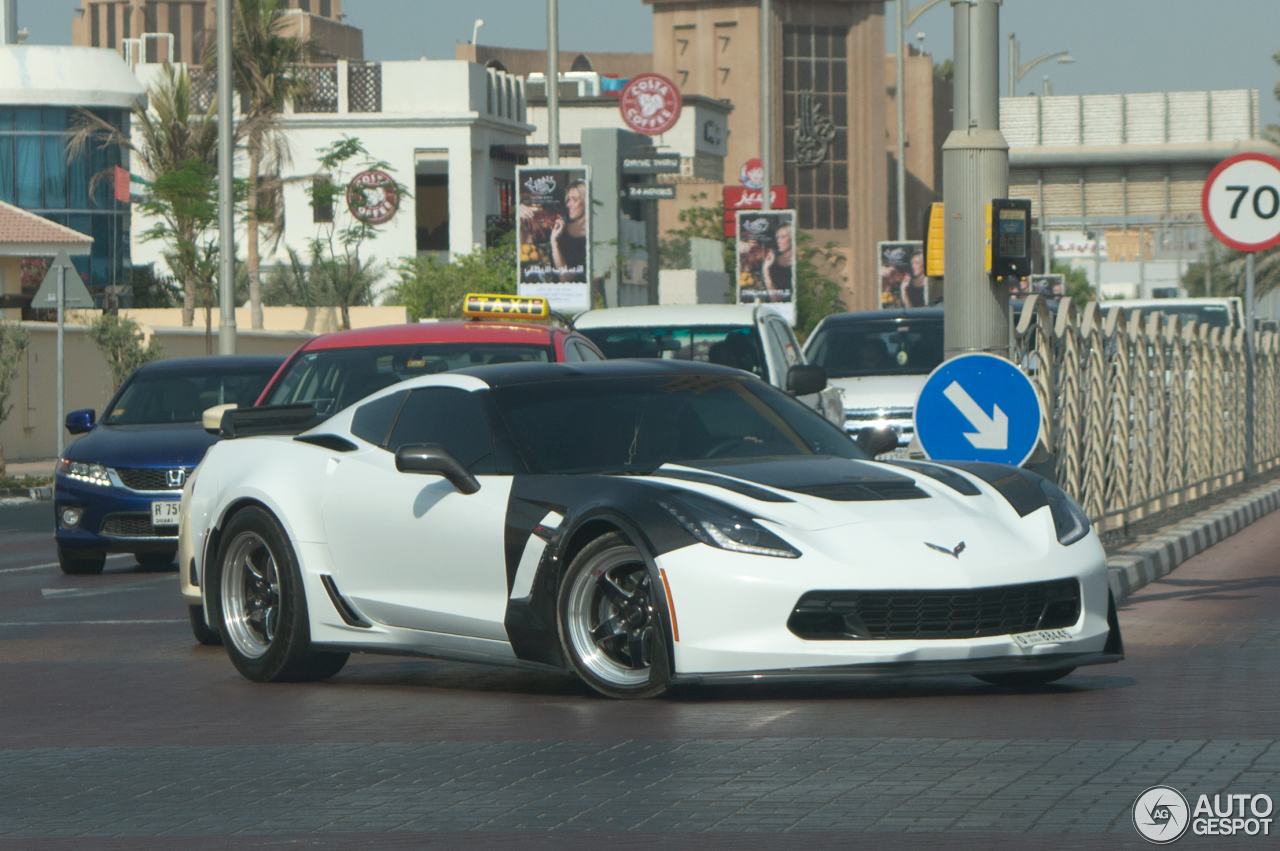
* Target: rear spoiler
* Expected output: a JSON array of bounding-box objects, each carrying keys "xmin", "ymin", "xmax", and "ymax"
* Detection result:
[{"xmin": 219, "ymin": 404, "xmax": 317, "ymax": 438}]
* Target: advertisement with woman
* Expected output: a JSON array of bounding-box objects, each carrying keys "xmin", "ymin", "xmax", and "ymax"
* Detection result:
[
  {"xmin": 877, "ymin": 241, "xmax": 931, "ymax": 309},
  {"xmin": 735, "ymin": 210, "xmax": 796, "ymax": 326},
  {"xmin": 516, "ymin": 166, "xmax": 591, "ymax": 312}
]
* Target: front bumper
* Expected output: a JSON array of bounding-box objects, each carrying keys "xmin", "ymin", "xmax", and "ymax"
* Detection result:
[
  {"xmin": 655, "ymin": 530, "xmax": 1115, "ymax": 677},
  {"xmin": 55, "ymin": 475, "xmax": 182, "ymax": 555}
]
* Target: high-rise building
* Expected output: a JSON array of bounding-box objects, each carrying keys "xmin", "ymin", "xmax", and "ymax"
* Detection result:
[
  {"xmin": 70, "ymin": 0, "xmax": 364, "ymax": 65},
  {"xmin": 646, "ymin": 0, "xmax": 890, "ymax": 310}
]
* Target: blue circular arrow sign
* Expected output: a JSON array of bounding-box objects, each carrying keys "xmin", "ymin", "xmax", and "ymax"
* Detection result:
[{"xmin": 913, "ymin": 353, "xmax": 1043, "ymax": 467}]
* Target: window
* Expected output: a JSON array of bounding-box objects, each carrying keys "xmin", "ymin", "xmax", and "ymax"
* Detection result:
[
  {"xmin": 91, "ymin": 3, "xmax": 100, "ymax": 47},
  {"xmin": 351, "ymin": 390, "xmax": 407, "ymax": 447},
  {"xmin": 766, "ymin": 318, "xmax": 801, "ymax": 367},
  {"xmin": 102, "ymin": 365, "xmax": 280, "ymax": 425},
  {"xmin": 386, "ymin": 388, "xmax": 496, "ymax": 473},
  {"xmin": 579, "ymin": 325, "xmax": 766, "ymax": 379},
  {"xmin": 576, "ymin": 339, "xmax": 603, "ymax": 362},
  {"xmin": 312, "ymin": 176, "xmax": 333, "ymax": 223},
  {"xmin": 783, "ymin": 25, "xmax": 849, "ymax": 231},
  {"xmin": 319, "ymin": 0, "xmax": 331, "ymax": 17},
  {"xmin": 106, "ymin": 2, "xmax": 116, "ymax": 49},
  {"xmin": 169, "ymin": 1, "xmax": 182, "ymax": 63},
  {"xmin": 416, "ymin": 173, "xmax": 449, "ymax": 252},
  {"xmin": 191, "ymin": 3, "xmax": 205, "ymax": 63},
  {"xmin": 805, "ymin": 317, "xmax": 944, "ymax": 378}
]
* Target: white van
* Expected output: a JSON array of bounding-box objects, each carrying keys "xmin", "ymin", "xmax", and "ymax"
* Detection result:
[{"xmin": 1103, "ymin": 297, "xmax": 1242, "ymax": 331}]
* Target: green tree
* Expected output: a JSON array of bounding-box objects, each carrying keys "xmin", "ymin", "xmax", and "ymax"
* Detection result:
[
  {"xmin": 220, "ymin": 0, "xmax": 311, "ymax": 330},
  {"xmin": 391, "ymin": 232, "xmax": 518, "ymax": 320},
  {"xmin": 303, "ymin": 137, "xmax": 406, "ymax": 329},
  {"xmin": 129, "ymin": 263, "xmax": 183, "ymax": 309},
  {"xmin": 262, "ymin": 247, "xmax": 338, "ymax": 307},
  {"xmin": 0, "ymin": 322, "xmax": 31, "ymax": 478},
  {"xmin": 659, "ymin": 191, "xmax": 734, "ymax": 273},
  {"xmin": 85, "ymin": 315, "xmax": 163, "ymax": 391},
  {"xmin": 1051, "ymin": 260, "xmax": 1094, "ymax": 307},
  {"xmin": 69, "ymin": 64, "xmax": 220, "ymax": 327}
]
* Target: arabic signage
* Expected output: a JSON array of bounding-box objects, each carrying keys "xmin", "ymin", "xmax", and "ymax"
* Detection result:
[
  {"xmin": 735, "ymin": 210, "xmax": 797, "ymax": 326},
  {"xmin": 346, "ymin": 170, "xmax": 399, "ymax": 225},
  {"xmin": 723, "ymin": 186, "xmax": 788, "ymax": 237},
  {"xmin": 516, "ymin": 166, "xmax": 592, "ymax": 313},
  {"xmin": 619, "ymin": 73, "xmax": 683, "ymax": 136}
]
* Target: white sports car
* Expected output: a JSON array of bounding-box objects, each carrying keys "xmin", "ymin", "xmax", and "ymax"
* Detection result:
[{"xmin": 181, "ymin": 360, "xmax": 1122, "ymax": 699}]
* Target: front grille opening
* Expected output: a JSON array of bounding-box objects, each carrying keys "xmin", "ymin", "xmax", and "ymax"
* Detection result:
[
  {"xmin": 100, "ymin": 513, "xmax": 180, "ymax": 538},
  {"xmin": 788, "ymin": 579, "xmax": 1081, "ymax": 640},
  {"xmin": 117, "ymin": 468, "xmax": 187, "ymax": 491}
]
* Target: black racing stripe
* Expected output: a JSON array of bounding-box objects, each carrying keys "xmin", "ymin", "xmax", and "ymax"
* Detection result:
[
  {"xmin": 936, "ymin": 461, "xmax": 1048, "ymax": 517},
  {"xmin": 652, "ymin": 468, "xmax": 795, "ymax": 503},
  {"xmin": 888, "ymin": 460, "xmax": 982, "ymax": 496}
]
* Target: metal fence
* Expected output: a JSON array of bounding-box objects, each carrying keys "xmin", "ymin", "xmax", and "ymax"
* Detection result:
[
  {"xmin": 1012, "ymin": 296, "xmax": 1275, "ymax": 529},
  {"xmin": 293, "ymin": 65, "xmax": 339, "ymax": 113}
]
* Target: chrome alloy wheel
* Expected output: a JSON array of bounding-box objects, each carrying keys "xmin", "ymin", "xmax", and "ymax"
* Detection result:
[
  {"xmin": 220, "ymin": 531, "xmax": 281, "ymax": 659},
  {"xmin": 565, "ymin": 549, "xmax": 657, "ymax": 687}
]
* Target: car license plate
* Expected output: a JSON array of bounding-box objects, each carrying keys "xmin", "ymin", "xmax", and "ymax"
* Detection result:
[
  {"xmin": 151, "ymin": 501, "xmax": 181, "ymax": 527},
  {"xmin": 1012, "ymin": 629, "xmax": 1072, "ymax": 647}
]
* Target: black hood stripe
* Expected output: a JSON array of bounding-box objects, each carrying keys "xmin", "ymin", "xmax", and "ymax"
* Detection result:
[{"xmin": 652, "ymin": 467, "xmax": 795, "ymax": 503}]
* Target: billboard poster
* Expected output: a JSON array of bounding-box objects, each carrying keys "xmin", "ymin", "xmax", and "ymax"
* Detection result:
[
  {"xmin": 877, "ymin": 241, "xmax": 930, "ymax": 309},
  {"xmin": 516, "ymin": 166, "xmax": 592, "ymax": 313},
  {"xmin": 723, "ymin": 185, "xmax": 788, "ymax": 237},
  {"xmin": 735, "ymin": 209, "xmax": 797, "ymax": 326},
  {"xmin": 1010, "ymin": 274, "xmax": 1066, "ymax": 302}
]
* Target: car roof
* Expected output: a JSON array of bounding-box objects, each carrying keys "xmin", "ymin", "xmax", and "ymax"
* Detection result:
[
  {"xmin": 573, "ymin": 304, "xmax": 773, "ymax": 329},
  {"xmin": 300, "ymin": 320, "xmax": 561, "ymax": 351},
  {"xmin": 136, "ymin": 355, "xmax": 285, "ymax": 373},
  {"xmin": 816, "ymin": 308, "xmax": 943, "ymax": 324},
  {"xmin": 452, "ymin": 357, "xmax": 752, "ymax": 388}
]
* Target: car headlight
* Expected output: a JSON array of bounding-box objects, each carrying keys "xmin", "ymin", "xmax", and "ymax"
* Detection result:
[
  {"xmin": 1038, "ymin": 478, "xmax": 1091, "ymax": 546},
  {"xmin": 660, "ymin": 493, "xmax": 800, "ymax": 559},
  {"xmin": 58, "ymin": 459, "xmax": 113, "ymax": 487}
]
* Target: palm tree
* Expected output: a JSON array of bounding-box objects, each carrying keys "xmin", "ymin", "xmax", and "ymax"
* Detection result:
[
  {"xmin": 69, "ymin": 65, "xmax": 220, "ymax": 327},
  {"xmin": 218, "ymin": 0, "xmax": 311, "ymax": 330}
]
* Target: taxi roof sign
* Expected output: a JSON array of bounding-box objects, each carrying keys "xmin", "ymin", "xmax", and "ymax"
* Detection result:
[{"xmin": 463, "ymin": 293, "xmax": 550, "ymax": 320}]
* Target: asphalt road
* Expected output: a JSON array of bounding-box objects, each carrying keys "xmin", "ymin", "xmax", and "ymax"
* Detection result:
[{"xmin": 1, "ymin": 499, "xmax": 1278, "ymax": 850}]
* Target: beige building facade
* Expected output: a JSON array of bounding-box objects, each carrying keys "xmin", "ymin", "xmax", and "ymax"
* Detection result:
[
  {"xmin": 646, "ymin": 0, "xmax": 890, "ymax": 311},
  {"xmin": 71, "ymin": 0, "xmax": 362, "ymax": 64}
]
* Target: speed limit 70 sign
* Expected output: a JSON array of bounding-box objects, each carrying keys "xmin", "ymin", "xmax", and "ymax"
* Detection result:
[{"xmin": 1202, "ymin": 153, "xmax": 1280, "ymax": 253}]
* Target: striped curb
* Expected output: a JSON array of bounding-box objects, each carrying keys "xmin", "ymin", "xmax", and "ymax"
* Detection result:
[
  {"xmin": 1107, "ymin": 478, "xmax": 1280, "ymax": 599},
  {"xmin": 0, "ymin": 485, "xmax": 51, "ymax": 501}
]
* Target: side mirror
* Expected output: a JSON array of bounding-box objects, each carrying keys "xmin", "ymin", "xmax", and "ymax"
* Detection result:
[
  {"xmin": 65, "ymin": 409, "xmax": 95, "ymax": 435},
  {"xmin": 856, "ymin": 427, "xmax": 900, "ymax": 459},
  {"xmin": 203, "ymin": 403, "xmax": 238, "ymax": 435},
  {"xmin": 394, "ymin": 443, "xmax": 481, "ymax": 495},
  {"xmin": 786, "ymin": 364, "xmax": 828, "ymax": 397}
]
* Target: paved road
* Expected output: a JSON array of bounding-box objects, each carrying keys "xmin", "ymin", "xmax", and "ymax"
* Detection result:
[{"xmin": 2, "ymin": 500, "xmax": 1278, "ymax": 850}]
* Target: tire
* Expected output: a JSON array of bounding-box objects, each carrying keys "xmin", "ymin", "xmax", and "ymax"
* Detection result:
[
  {"xmin": 207, "ymin": 506, "xmax": 348, "ymax": 683},
  {"xmin": 557, "ymin": 531, "xmax": 672, "ymax": 700},
  {"xmin": 136, "ymin": 551, "xmax": 176, "ymax": 571},
  {"xmin": 58, "ymin": 546, "xmax": 105, "ymax": 575},
  {"xmin": 975, "ymin": 667, "xmax": 1076, "ymax": 687},
  {"xmin": 188, "ymin": 604, "xmax": 223, "ymax": 647}
]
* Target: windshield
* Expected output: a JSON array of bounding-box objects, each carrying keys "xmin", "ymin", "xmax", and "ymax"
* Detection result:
[
  {"xmin": 267, "ymin": 342, "xmax": 554, "ymax": 419},
  {"xmin": 103, "ymin": 365, "xmax": 279, "ymax": 425},
  {"xmin": 579, "ymin": 325, "xmax": 766, "ymax": 378},
  {"xmin": 1153, "ymin": 305, "xmax": 1232, "ymax": 330},
  {"xmin": 491, "ymin": 374, "xmax": 865, "ymax": 475},
  {"xmin": 806, "ymin": 317, "xmax": 944, "ymax": 378}
]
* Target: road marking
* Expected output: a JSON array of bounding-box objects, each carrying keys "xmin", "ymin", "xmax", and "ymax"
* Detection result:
[
  {"xmin": 42, "ymin": 575, "xmax": 177, "ymax": 598},
  {"xmin": 0, "ymin": 619, "xmax": 185, "ymax": 626},
  {"xmin": 943, "ymin": 381, "xmax": 1009, "ymax": 450},
  {"xmin": 0, "ymin": 554, "xmax": 134, "ymax": 574}
]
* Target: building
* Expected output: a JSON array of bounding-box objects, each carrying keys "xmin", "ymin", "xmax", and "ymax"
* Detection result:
[
  {"xmin": 646, "ymin": 0, "xmax": 892, "ymax": 311},
  {"xmin": 0, "ymin": 200, "xmax": 94, "ymax": 320},
  {"xmin": 71, "ymin": 0, "xmax": 363, "ymax": 64},
  {"xmin": 456, "ymin": 44, "xmax": 651, "ymax": 81},
  {"xmin": 0, "ymin": 45, "xmax": 144, "ymax": 308},
  {"xmin": 1002, "ymin": 88, "xmax": 1280, "ymax": 297},
  {"xmin": 130, "ymin": 57, "xmax": 533, "ymax": 297}
]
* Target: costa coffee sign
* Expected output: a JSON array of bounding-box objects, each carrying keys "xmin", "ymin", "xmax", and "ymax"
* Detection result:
[
  {"xmin": 346, "ymin": 170, "xmax": 400, "ymax": 225},
  {"xmin": 619, "ymin": 73, "xmax": 683, "ymax": 136},
  {"xmin": 723, "ymin": 185, "xmax": 788, "ymax": 236}
]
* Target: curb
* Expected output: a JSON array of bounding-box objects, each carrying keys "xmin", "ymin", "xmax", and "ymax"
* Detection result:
[
  {"xmin": 1107, "ymin": 478, "xmax": 1280, "ymax": 599},
  {"xmin": 0, "ymin": 486, "xmax": 52, "ymax": 501}
]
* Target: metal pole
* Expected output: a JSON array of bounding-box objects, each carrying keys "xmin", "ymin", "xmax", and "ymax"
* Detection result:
[
  {"xmin": 942, "ymin": 0, "xmax": 1009, "ymax": 359},
  {"xmin": 1245, "ymin": 251, "xmax": 1256, "ymax": 479},
  {"xmin": 216, "ymin": 0, "xmax": 236, "ymax": 355},
  {"xmin": 546, "ymin": 0, "xmax": 560, "ymax": 165},
  {"xmin": 1008, "ymin": 32, "xmax": 1015, "ymax": 98},
  {"xmin": 760, "ymin": 0, "xmax": 772, "ymax": 212},
  {"xmin": 56, "ymin": 266, "xmax": 65, "ymax": 457},
  {"xmin": 895, "ymin": 0, "xmax": 907, "ymax": 239}
]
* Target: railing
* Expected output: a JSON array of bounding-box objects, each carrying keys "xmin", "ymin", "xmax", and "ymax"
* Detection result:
[
  {"xmin": 347, "ymin": 62, "xmax": 382, "ymax": 113},
  {"xmin": 1011, "ymin": 296, "xmax": 1276, "ymax": 529},
  {"xmin": 189, "ymin": 67, "xmax": 216, "ymax": 114},
  {"xmin": 293, "ymin": 64, "xmax": 339, "ymax": 114}
]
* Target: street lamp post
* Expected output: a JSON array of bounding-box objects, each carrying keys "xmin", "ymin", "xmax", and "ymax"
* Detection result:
[
  {"xmin": 1007, "ymin": 33, "xmax": 1073, "ymax": 99},
  {"xmin": 216, "ymin": 0, "xmax": 235, "ymax": 355},
  {"xmin": 760, "ymin": 0, "xmax": 772, "ymax": 212},
  {"xmin": 894, "ymin": 0, "xmax": 946, "ymax": 240},
  {"xmin": 546, "ymin": 0, "xmax": 559, "ymax": 166},
  {"xmin": 472, "ymin": 19, "xmax": 485, "ymax": 46}
]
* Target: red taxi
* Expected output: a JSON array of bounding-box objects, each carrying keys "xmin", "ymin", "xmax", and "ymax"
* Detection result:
[{"xmin": 256, "ymin": 294, "xmax": 604, "ymax": 422}]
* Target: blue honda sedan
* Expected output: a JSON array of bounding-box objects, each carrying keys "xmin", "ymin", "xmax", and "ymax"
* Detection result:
[{"xmin": 55, "ymin": 355, "xmax": 286, "ymax": 575}]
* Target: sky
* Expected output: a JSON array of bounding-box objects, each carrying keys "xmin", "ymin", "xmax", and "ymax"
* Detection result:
[{"xmin": 14, "ymin": 0, "xmax": 1280, "ymax": 126}]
